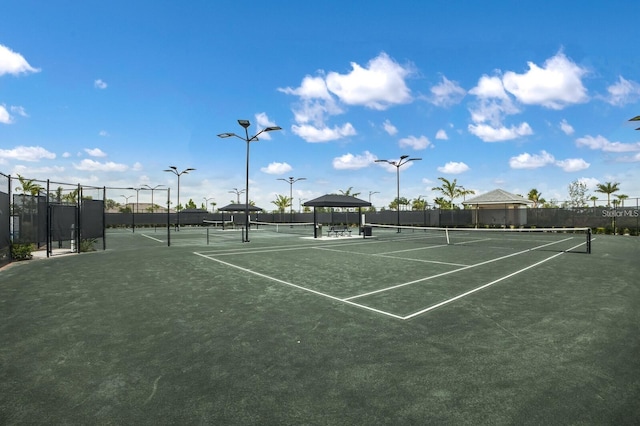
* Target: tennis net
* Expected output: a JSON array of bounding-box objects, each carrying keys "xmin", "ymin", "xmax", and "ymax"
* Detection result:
[
  {"xmin": 203, "ymin": 220, "xmax": 235, "ymax": 229},
  {"xmin": 363, "ymin": 223, "xmax": 592, "ymax": 253},
  {"xmin": 249, "ymin": 221, "xmax": 315, "ymax": 236}
]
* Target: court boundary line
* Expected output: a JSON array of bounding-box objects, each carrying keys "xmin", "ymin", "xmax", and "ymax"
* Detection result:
[
  {"xmin": 401, "ymin": 240, "xmax": 587, "ymax": 320},
  {"xmin": 192, "ymin": 236, "xmax": 591, "ymax": 320},
  {"xmin": 193, "ymin": 252, "xmax": 405, "ymax": 320}
]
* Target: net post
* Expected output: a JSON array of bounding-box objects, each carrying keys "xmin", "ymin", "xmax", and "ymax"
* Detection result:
[
  {"xmin": 587, "ymin": 228, "xmax": 592, "ymax": 254},
  {"xmin": 445, "ymin": 228, "xmax": 450, "ymax": 245}
]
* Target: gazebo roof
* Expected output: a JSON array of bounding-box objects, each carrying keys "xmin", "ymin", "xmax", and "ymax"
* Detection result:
[
  {"xmin": 463, "ymin": 189, "xmax": 532, "ymax": 206},
  {"xmin": 304, "ymin": 194, "xmax": 371, "ymax": 208},
  {"xmin": 218, "ymin": 203, "xmax": 264, "ymax": 212}
]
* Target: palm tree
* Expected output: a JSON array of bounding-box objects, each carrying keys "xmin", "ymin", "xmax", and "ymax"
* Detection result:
[
  {"xmin": 457, "ymin": 186, "xmax": 476, "ymax": 202},
  {"xmin": 411, "ymin": 196, "xmax": 428, "ymax": 211},
  {"xmin": 338, "ymin": 187, "xmax": 361, "ymax": 197},
  {"xmin": 589, "ymin": 196, "xmax": 598, "ymax": 208},
  {"xmin": 527, "ymin": 188, "xmax": 546, "ymax": 208},
  {"xmin": 615, "ymin": 194, "xmax": 628, "ymax": 208},
  {"xmin": 432, "ymin": 177, "xmax": 461, "ymax": 209},
  {"xmin": 433, "ymin": 197, "xmax": 452, "ymax": 209},
  {"xmin": 271, "ymin": 194, "xmax": 291, "ymax": 221},
  {"xmin": 595, "ymin": 182, "xmax": 620, "ymax": 207}
]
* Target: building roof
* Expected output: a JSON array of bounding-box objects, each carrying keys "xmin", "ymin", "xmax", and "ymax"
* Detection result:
[
  {"xmin": 463, "ymin": 189, "xmax": 532, "ymax": 206},
  {"xmin": 303, "ymin": 194, "xmax": 371, "ymax": 208},
  {"xmin": 218, "ymin": 203, "xmax": 264, "ymax": 212}
]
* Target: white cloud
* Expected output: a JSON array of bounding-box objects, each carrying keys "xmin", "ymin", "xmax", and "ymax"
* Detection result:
[
  {"xmin": 604, "ymin": 76, "xmax": 640, "ymax": 106},
  {"xmin": 132, "ymin": 162, "xmax": 143, "ymax": 171},
  {"xmin": 62, "ymin": 152, "xmax": 71, "ymax": 158},
  {"xmin": 85, "ymin": 148, "xmax": 107, "ymax": 157},
  {"xmin": 10, "ymin": 106, "xmax": 28, "ymax": 117},
  {"xmin": 0, "ymin": 146, "xmax": 56, "ymax": 162},
  {"xmin": 382, "ymin": 119, "xmax": 398, "ymax": 135},
  {"xmin": 576, "ymin": 135, "xmax": 640, "ymax": 152},
  {"xmin": 99, "ymin": 130, "xmax": 109, "ymax": 137},
  {"xmin": 435, "ymin": 129, "xmax": 448, "ymax": 140},
  {"xmin": 502, "ymin": 52, "xmax": 589, "ymax": 109},
  {"xmin": 0, "ymin": 105, "xmax": 11, "ymax": 124},
  {"xmin": 0, "ymin": 44, "xmax": 40, "ymax": 76},
  {"xmin": 556, "ymin": 158, "xmax": 590, "ymax": 172},
  {"xmin": 437, "ymin": 161, "xmax": 470, "ymax": 174},
  {"xmin": 617, "ymin": 152, "xmax": 640, "ymax": 162},
  {"xmin": 73, "ymin": 159, "xmax": 128, "ymax": 172},
  {"xmin": 469, "ymin": 75, "xmax": 510, "ymax": 100},
  {"xmin": 468, "ymin": 122, "xmax": 533, "ymax": 142},
  {"xmin": 325, "ymin": 52, "xmax": 413, "ymax": 110},
  {"xmin": 509, "ymin": 150, "xmax": 555, "ymax": 169},
  {"xmin": 94, "ymin": 79, "xmax": 108, "ymax": 89},
  {"xmin": 260, "ymin": 162, "xmax": 292, "ymax": 174},
  {"xmin": 332, "ymin": 151, "xmax": 377, "ymax": 170},
  {"xmin": 279, "ymin": 75, "xmax": 332, "ymax": 100},
  {"xmin": 398, "ymin": 135, "xmax": 431, "ymax": 150},
  {"xmin": 291, "ymin": 122, "xmax": 356, "ymax": 143},
  {"xmin": 254, "ymin": 112, "xmax": 281, "ymax": 140},
  {"xmin": 559, "ymin": 119, "xmax": 574, "ymax": 135},
  {"xmin": 429, "ymin": 75, "xmax": 466, "ymax": 107}
]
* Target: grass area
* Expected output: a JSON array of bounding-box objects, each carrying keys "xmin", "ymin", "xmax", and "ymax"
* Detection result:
[{"xmin": 1, "ymin": 228, "xmax": 639, "ymax": 424}]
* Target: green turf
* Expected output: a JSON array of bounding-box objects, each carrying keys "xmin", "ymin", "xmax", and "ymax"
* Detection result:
[{"xmin": 1, "ymin": 228, "xmax": 639, "ymax": 424}]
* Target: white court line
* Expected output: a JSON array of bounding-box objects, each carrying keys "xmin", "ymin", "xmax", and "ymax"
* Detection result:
[
  {"xmin": 344, "ymin": 236, "xmax": 575, "ymax": 301},
  {"xmin": 401, "ymin": 240, "xmax": 586, "ymax": 320},
  {"xmin": 313, "ymin": 245, "xmax": 468, "ymax": 267},
  {"xmin": 140, "ymin": 233, "xmax": 163, "ymax": 243},
  {"xmin": 193, "ymin": 252, "xmax": 405, "ymax": 319}
]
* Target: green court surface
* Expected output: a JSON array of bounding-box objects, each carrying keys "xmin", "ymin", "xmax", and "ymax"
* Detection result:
[{"xmin": 1, "ymin": 227, "xmax": 639, "ymax": 424}]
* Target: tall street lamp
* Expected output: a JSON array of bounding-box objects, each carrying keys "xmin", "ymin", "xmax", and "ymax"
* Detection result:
[
  {"xmin": 218, "ymin": 119, "xmax": 281, "ymax": 242},
  {"xmin": 203, "ymin": 197, "xmax": 215, "ymax": 212},
  {"xmin": 375, "ymin": 155, "xmax": 422, "ymax": 231},
  {"xmin": 277, "ymin": 176, "xmax": 306, "ymax": 223},
  {"xmin": 142, "ymin": 184, "xmax": 164, "ymax": 213},
  {"xmin": 163, "ymin": 166, "xmax": 195, "ymax": 230},
  {"xmin": 368, "ymin": 191, "xmax": 379, "ymax": 204},
  {"xmin": 229, "ymin": 188, "xmax": 245, "ymax": 204}
]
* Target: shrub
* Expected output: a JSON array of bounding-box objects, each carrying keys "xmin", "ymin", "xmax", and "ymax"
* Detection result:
[
  {"xmin": 79, "ymin": 238, "xmax": 97, "ymax": 252},
  {"xmin": 11, "ymin": 243, "xmax": 35, "ymax": 261}
]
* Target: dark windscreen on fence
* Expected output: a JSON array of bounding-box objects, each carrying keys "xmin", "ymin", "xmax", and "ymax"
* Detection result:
[
  {"xmin": 0, "ymin": 179, "xmax": 10, "ymax": 267},
  {"xmin": 82, "ymin": 199, "xmax": 104, "ymax": 239}
]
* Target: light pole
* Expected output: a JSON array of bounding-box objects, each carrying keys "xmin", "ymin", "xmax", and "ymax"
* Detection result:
[
  {"xmin": 375, "ymin": 155, "xmax": 422, "ymax": 231},
  {"xmin": 142, "ymin": 184, "xmax": 164, "ymax": 212},
  {"xmin": 163, "ymin": 166, "xmax": 195, "ymax": 230},
  {"xmin": 121, "ymin": 195, "xmax": 134, "ymax": 210},
  {"xmin": 121, "ymin": 194, "xmax": 134, "ymax": 230},
  {"xmin": 368, "ymin": 190, "xmax": 379, "ymax": 204},
  {"xmin": 218, "ymin": 119, "xmax": 282, "ymax": 242},
  {"xmin": 203, "ymin": 197, "xmax": 215, "ymax": 212},
  {"xmin": 229, "ymin": 188, "xmax": 245, "ymax": 204},
  {"xmin": 278, "ymin": 176, "xmax": 306, "ymax": 223}
]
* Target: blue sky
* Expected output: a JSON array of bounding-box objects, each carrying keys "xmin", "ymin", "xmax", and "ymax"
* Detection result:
[{"xmin": 1, "ymin": 0, "xmax": 639, "ymax": 211}]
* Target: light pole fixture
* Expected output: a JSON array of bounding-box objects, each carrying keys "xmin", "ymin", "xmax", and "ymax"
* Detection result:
[
  {"xmin": 630, "ymin": 115, "xmax": 640, "ymax": 130},
  {"xmin": 277, "ymin": 176, "xmax": 306, "ymax": 223},
  {"xmin": 229, "ymin": 188, "xmax": 245, "ymax": 204},
  {"xmin": 203, "ymin": 197, "xmax": 215, "ymax": 212},
  {"xmin": 142, "ymin": 184, "xmax": 164, "ymax": 212},
  {"xmin": 368, "ymin": 191, "xmax": 379, "ymax": 203},
  {"xmin": 163, "ymin": 166, "xmax": 195, "ymax": 230},
  {"xmin": 375, "ymin": 155, "xmax": 422, "ymax": 231},
  {"xmin": 218, "ymin": 119, "xmax": 282, "ymax": 242},
  {"xmin": 121, "ymin": 194, "xmax": 134, "ymax": 210}
]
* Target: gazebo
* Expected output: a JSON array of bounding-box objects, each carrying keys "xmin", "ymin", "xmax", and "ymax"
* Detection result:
[
  {"xmin": 303, "ymin": 194, "xmax": 372, "ymax": 238},
  {"xmin": 217, "ymin": 203, "xmax": 264, "ymax": 230},
  {"xmin": 462, "ymin": 189, "xmax": 532, "ymax": 227}
]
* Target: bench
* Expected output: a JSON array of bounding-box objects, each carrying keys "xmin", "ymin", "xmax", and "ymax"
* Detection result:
[{"xmin": 327, "ymin": 226, "xmax": 351, "ymax": 237}]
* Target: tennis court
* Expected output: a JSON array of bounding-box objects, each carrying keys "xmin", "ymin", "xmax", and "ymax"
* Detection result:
[{"xmin": 1, "ymin": 225, "xmax": 639, "ymax": 424}]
